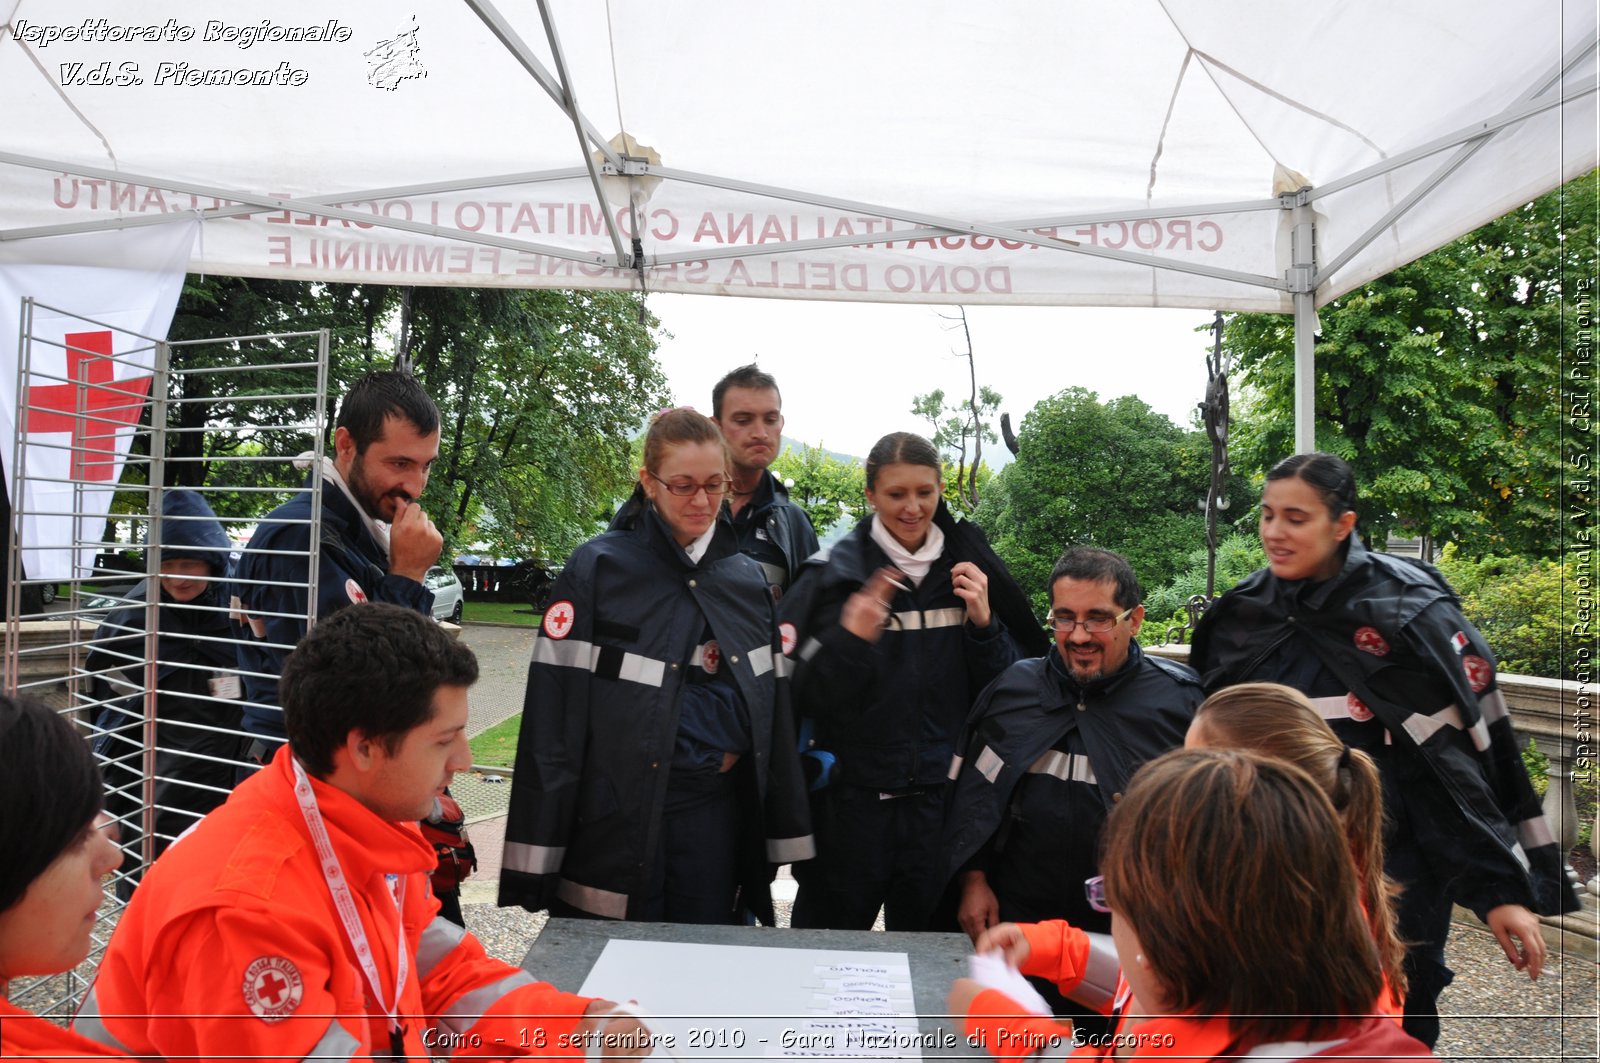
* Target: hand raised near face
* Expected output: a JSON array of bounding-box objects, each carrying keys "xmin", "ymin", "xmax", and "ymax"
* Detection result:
[{"xmin": 389, "ymin": 499, "xmax": 443, "ymax": 582}]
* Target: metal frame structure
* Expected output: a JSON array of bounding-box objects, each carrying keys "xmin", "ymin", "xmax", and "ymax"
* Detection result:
[{"xmin": 4, "ymin": 317, "xmax": 330, "ymax": 1017}]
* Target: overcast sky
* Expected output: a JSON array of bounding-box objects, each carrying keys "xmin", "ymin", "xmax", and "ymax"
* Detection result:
[{"xmin": 648, "ymin": 293, "xmax": 1222, "ymax": 462}]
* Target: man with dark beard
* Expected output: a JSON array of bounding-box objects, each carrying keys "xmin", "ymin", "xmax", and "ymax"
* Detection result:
[
  {"xmin": 941, "ymin": 547, "xmax": 1200, "ymax": 1034},
  {"xmin": 230, "ymin": 370, "xmax": 444, "ymax": 765}
]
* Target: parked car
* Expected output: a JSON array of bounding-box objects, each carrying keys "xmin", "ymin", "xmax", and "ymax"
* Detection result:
[{"xmin": 426, "ymin": 565, "xmax": 464, "ymax": 624}]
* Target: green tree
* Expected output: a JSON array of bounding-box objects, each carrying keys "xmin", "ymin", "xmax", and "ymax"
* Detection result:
[
  {"xmin": 398, "ymin": 286, "xmax": 667, "ymax": 560},
  {"xmin": 1138, "ymin": 534, "xmax": 1267, "ymax": 646},
  {"xmin": 911, "ymin": 384, "xmax": 1001, "ymax": 511},
  {"xmin": 141, "ymin": 279, "xmax": 668, "ymax": 563},
  {"xmin": 1224, "ymin": 169, "xmax": 1596, "ymax": 558},
  {"xmin": 770, "ymin": 444, "xmax": 867, "ymax": 537},
  {"xmin": 977, "ymin": 388, "xmax": 1241, "ymax": 611}
]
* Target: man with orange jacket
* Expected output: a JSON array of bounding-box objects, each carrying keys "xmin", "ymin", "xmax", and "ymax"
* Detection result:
[{"xmin": 76, "ymin": 603, "xmax": 652, "ymax": 1060}]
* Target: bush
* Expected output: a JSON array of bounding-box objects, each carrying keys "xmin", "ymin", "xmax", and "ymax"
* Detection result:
[
  {"xmin": 1139, "ymin": 534, "xmax": 1266, "ymax": 645},
  {"xmin": 1435, "ymin": 545, "xmax": 1566, "ymax": 678}
]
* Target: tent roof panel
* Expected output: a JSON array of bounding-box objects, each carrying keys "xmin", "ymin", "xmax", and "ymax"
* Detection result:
[{"xmin": 0, "ymin": 0, "xmax": 1591, "ymax": 308}]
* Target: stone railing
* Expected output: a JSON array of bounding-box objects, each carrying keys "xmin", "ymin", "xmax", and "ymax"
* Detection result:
[{"xmin": 1146, "ymin": 643, "xmax": 1597, "ymax": 876}]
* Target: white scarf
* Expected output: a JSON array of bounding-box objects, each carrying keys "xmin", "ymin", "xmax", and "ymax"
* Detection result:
[
  {"xmin": 295, "ymin": 453, "xmax": 391, "ymax": 559},
  {"xmin": 869, "ymin": 514, "xmax": 945, "ymax": 586},
  {"xmin": 683, "ymin": 519, "xmax": 718, "ymax": 565}
]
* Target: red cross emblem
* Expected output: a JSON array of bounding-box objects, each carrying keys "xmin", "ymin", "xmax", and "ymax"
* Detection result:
[
  {"xmin": 701, "ymin": 639, "xmax": 721, "ymax": 674},
  {"xmin": 1462, "ymin": 655, "xmax": 1493, "ymax": 693},
  {"xmin": 542, "ymin": 599, "xmax": 575, "ymax": 640},
  {"xmin": 1346, "ymin": 693, "xmax": 1374, "ymax": 722},
  {"xmin": 1353, "ymin": 626, "xmax": 1390, "ymax": 657},
  {"xmin": 242, "ymin": 956, "xmax": 303, "ymax": 1023},
  {"xmin": 23, "ymin": 331, "xmax": 151, "ymax": 481},
  {"xmin": 779, "ymin": 622, "xmax": 798, "ymax": 657},
  {"xmin": 257, "ymin": 972, "xmax": 289, "ymax": 1005}
]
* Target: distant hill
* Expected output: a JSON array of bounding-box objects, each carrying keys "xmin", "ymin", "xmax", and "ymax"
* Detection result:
[{"xmin": 779, "ymin": 436, "xmax": 860, "ymax": 465}]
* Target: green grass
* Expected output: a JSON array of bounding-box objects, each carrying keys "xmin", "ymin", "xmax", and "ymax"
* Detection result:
[
  {"xmin": 470, "ymin": 713, "xmax": 523, "ymax": 767},
  {"xmin": 462, "ymin": 601, "xmax": 542, "ymax": 626}
]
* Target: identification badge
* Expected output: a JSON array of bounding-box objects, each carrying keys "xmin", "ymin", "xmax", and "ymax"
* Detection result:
[{"xmin": 210, "ymin": 674, "xmax": 243, "ymax": 700}]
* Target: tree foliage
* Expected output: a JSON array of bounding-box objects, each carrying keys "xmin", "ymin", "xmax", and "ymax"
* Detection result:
[
  {"xmin": 912, "ymin": 383, "xmax": 1001, "ymax": 505},
  {"xmin": 148, "ymin": 279, "xmax": 667, "ymax": 562},
  {"xmin": 769, "ymin": 444, "xmax": 867, "ymax": 538},
  {"xmin": 977, "ymin": 387, "xmax": 1247, "ymax": 611},
  {"xmin": 1224, "ymin": 170, "xmax": 1595, "ymax": 558},
  {"xmin": 1138, "ymin": 533, "xmax": 1268, "ymax": 646}
]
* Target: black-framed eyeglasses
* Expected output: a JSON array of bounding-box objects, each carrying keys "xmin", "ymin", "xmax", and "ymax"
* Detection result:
[
  {"xmin": 1045, "ymin": 606, "xmax": 1134, "ymax": 634},
  {"xmin": 1085, "ymin": 874, "xmax": 1110, "ymax": 914},
  {"xmin": 649, "ymin": 472, "xmax": 733, "ymax": 498}
]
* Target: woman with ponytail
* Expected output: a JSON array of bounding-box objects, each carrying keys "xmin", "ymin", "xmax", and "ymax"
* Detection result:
[
  {"xmin": 1186, "ymin": 682, "xmax": 1405, "ymax": 1009},
  {"xmin": 950, "ymin": 749, "xmax": 1435, "ymax": 1060},
  {"xmin": 499, "ymin": 408, "xmax": 813, "ymax": 925},
  {"xmin": 952, "ymin": 684, "xmax": 1407, "ymax": 1055}
]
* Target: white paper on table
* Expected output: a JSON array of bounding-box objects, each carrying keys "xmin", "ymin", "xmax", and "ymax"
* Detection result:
[{"xmin": 577, "ymin": 939, "xmax": 926, "ymax": 1059}]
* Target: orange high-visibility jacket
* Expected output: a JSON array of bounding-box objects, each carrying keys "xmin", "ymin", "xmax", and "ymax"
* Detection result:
[
  {"xmin": 76, "ymin": 747, "xmax": 594, "ymax": 1061},
  {"xmin": 963, "ymin": 920, "xmax": 1406, "ymax": 1063},
  {"xmin": 1, "ymin": 999, "xmax": 130, "ymax": 1061}
]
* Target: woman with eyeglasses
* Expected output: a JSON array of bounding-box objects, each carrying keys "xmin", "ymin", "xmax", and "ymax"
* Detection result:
[
  {"xmin": 778, "ymin": 431, "xmax": 1046, "ymax": 931},
  {"xmin": 950, "ymin": 749, "xmax": 1437, "ymax": 1060},
  {"xmin": 1191, "ymin": 453, "xmax": 1580, "ymax": 1048},
  {"xmin": 954, "ymin": 682, "xmax": 1406, "ymax": 1053},
  {"xmin": 499, "ymin": 407, "xmax": 813, "ymax": 924},
  {"xmin": 0, "ymin": 694, "xmax": 129, "ymax": 1059}
]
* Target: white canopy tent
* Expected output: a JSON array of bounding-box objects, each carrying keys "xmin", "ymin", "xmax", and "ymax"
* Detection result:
[{"xmin": 1, "ymin": 0, "xmax": 1595, "ymax": 448}]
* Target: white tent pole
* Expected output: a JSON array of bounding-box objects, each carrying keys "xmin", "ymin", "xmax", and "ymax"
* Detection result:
[
  {"xmin": 463, "ymin": 0, "xmax": 622, "ymax": 170},
  {"xmin": 1293, "ymin": 291, "xmax": 1316, "ymax": 453},
  {"xmin": 464, "ymin": 0, "xmax": 630, "ymax": 267},
  {"xmin": 1316, "ymin": 141, "xmax": 1484, "ymax": 284},
  {"xmin": 1309, "ymin": 31, "xmax": 1597, "ymax": 202},
  {"xmin": 533, "ymin": 0, "xmax": 630, "ymax": 268},
  {"xmin": 1315, "ymin": 33, "xmax": 1597, "ymax": 282},
  {"xmin": 1289, "ymin": 193, "xmax": 1318, "ymax": 453}
]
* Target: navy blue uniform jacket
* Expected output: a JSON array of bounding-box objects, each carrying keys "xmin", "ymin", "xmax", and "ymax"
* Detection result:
[
  {"xmin": 231, "ymin": 471, "xmax": 433, "ymax": 738},
  {"xmin": 942, "ymin": 644, "xmax": 1202, "ymax": 882},
  {"xmin": 498, "ymin": 508, "xmax": 815, "ymax": 922},
  {"xmin": 779, "ymin": 503, "xmax": 1050, "ymax": 790},
  {"xmin": 1191, "ymin": 538, "xmax": 1583, "ymax": 917}
]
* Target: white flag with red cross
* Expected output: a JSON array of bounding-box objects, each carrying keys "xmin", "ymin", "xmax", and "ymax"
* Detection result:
[{"xmin": 0, "ymin": 223, "xmax": 197, "ymax": 581}]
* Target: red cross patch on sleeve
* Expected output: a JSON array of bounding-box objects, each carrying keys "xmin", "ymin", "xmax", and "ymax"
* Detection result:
[
  {"xmin": 242, "ymin": 956, "xmax": 304, "ymax": 1023},
  {"xmin": 1353, "ymin": 626, "xmax": 1390, "ymax": 656},
  {"xmin": 1462, "ymin": 655, "xmax": 1494, "ymax": 693},
  {"xmin": 542, "ymin": 600, "xmax": 576, "ymax": 640}
]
